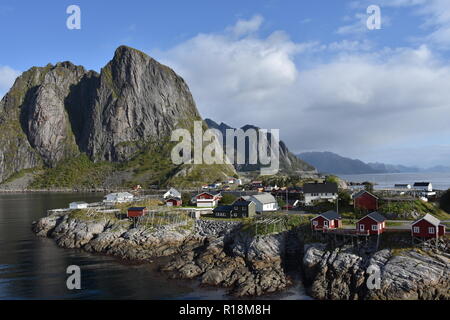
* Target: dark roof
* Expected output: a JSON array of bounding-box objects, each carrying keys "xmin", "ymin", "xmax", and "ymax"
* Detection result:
[
  {"xmin": 413, "ymin": 182, "xmax": 431, "ymax": 187},
  {"xmin": 233, "ymin": 200, "xmax": 254, "ymax": 207},
  {"xmin": 364, "ymin": 212, "xmax": 387, "ymax": 223},
  {"xmin": 314, "ymin": 210, "xmax": 341, "ymax": 221},
  {"xmin": 166, "ymin": 197, "xmax": 181, "ymax": 201},
  {"xmin": 213, "ymin": 205, "xmax": 233, "ymax": 213},
  {"xmin": 352, "ymin": 190, "xmax": 378, "ymax": 199},
  {"xmin": 303, "ymin": 182, "xmax": 338, "ymax": 194},
  {"xmin": 128, "ymin": 207, "xmax": 147, "ymax": 211}
]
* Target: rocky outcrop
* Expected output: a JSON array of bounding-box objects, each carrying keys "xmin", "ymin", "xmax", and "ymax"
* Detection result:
[
  {"xmin": 162, "ymin": 231, "xmax": 292, "ymax": 297},
  {"xmin": 303, "ymin": 243, "xmax": 450, "ymax": 300},
  {"xmin": 33, "ymin": 212, "xmax": 295, "ymax": 297}
]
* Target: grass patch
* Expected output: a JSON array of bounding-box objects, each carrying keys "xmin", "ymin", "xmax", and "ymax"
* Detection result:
[
  {"xmin": 30, "ymin": 154, "xmax": 115, "ymax": 189},
  {"xmin": 379, "ymin": 199, "xmax": 450, "ymax": 220}
]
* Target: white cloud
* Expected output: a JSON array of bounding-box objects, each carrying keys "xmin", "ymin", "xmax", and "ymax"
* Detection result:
[
  {"xmin": 227, "ymin": 15, "xmax": 264, "ymax": 37},
  {"xmin": 157, "ymin": 16, "xmax": 450, "ymax": 167},
  {"xmin": 0, "ymin": 66, "xmax": 21, "ymax": 98}
]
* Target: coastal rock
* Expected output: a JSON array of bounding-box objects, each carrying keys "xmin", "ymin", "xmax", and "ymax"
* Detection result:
[
  {"xmin": 51, "ymin": 216, "xmax": 109, "ymax": 249},
  {"xmin": 303, "ymin": 243, "xmax": 450, "ymax": 300},
  {"xmin": 162, "ymin": 230, "xmax": 293, "ymax": 297}
]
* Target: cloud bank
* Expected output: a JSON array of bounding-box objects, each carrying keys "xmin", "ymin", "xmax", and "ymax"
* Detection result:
[{"xmin": 159, "ymin": 12, "xmax": 450, "ymax": 167}]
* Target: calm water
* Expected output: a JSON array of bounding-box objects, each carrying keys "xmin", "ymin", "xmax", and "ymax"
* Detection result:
[
  {"xmin": 0, "ymin": 193, "xmax": 310, "ymax": 300},
  {"xmin": 339, "ymin": 172, "xmax": 450, "ymax": 190}
]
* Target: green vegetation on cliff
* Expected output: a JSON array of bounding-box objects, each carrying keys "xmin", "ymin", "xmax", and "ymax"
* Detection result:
[
  {"xmin": 379, "ymin": 199, "xmax": 450, "ymax": 220},
  {"xmin": 30, "ymin": 154, "xmax": 115, "ymax": 189}
]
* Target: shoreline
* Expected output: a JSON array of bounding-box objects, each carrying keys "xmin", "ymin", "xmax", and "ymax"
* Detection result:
[{"xmin": 32, "ymin": 211, "xmax": 304, "ymax": 298}]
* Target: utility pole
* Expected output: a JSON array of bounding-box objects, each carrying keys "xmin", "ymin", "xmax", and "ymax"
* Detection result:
[
  {"xmin": 336, "ymin": 194, "xmax": 339, "ymax": 214},
  {"xmin": 286, "ymin": 188, "xmax": 289, "ymax": 213}
]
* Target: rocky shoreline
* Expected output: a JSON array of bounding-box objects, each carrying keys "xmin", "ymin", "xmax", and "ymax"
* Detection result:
[
  {"xmin": 33, "ymin": 211, "xmax": 449, "ymax": 299},
  {"xmin": 33, "ymin": 213, "xmax": 299, "ymax": 297}
]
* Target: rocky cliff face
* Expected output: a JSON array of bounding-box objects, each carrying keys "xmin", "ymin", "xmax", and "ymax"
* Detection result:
[{"xmin": 0, "ymin": 46, "xmax": 233, "ymax": 185}]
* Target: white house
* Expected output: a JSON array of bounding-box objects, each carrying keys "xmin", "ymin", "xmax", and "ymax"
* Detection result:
[
  {"xmin": 413, "ymin": 182, "xmax": 436, "ymax": 197},
  {"xmin": 195, "ymin": 192, "xmax": 222, "ymax": 208},
  {"xmin": 103, "ymin": 192, "xmax": 134, "ymax": 204},
  {"xmin": 240, "ymin": 193, "xmax": 278, "ymax": 213},
  {"xmin": 164, "ymin": 188, "xmax": 181, "ymax": 199},
  {"xmin": 303, "ymin": 182, "xmax": 338, "ymax": 205},
  {"xmin": 413, "ymin": 182, "xmax": 433, "ymax": 192},
  {"xmin": 69, "ymin": 201, "xmax": 88, "ymax": 209}
]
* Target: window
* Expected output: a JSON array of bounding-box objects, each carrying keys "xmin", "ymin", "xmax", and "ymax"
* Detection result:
[
  {"xmin": 324, "ymin": 221, "xmax": 329, "ymax": 227},
  {"xmin": 372, "ymin": 225, "xmax": 378, "ymax": 231},
  {"xmin": 413, "ymin": 227, "xmax": 420, "ymax": 233},
  {"xmin": 359, "ymin": 224, "xmax": 365, "ymax": 231},
  {"xmin": 428, "ymin": 227, "xmax": 435, "ymax": 234},
  {"xmin": 313, "ymin": 221, "xmax": 318, "ymax": 226}
]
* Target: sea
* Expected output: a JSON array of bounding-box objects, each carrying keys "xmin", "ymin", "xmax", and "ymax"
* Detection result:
[
  {"xmin": 338, "ymin": 172, "xmax": 450, "ymax": 191},
  {"xmin": 0, "ymin": 192, "xmax": 311, "ymax": 300}
]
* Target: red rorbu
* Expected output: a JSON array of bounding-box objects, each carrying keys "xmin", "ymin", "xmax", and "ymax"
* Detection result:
[
  {"xmin": 127, "ymin": 207, "xmax": 149, "ymax": 218},
  {"xmin": 356, "ymin": 212, "xmax": 387, "ymax": 235},
  {"xmin": 311, "ymin": 211, "xmax": 342, "ymax": 230},
  {"xmin": 411, "ymin": 214, "xmax": 446, "ymax": 239}
]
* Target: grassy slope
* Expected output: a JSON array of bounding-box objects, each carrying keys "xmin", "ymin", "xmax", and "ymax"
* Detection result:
[{"xmin": 379, "ymin": 199, "xmax": 450, "ymax": 220}]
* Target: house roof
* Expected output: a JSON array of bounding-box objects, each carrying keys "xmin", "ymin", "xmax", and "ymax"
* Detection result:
[
  {"xmin": 303, "ymin": 182, "xmax": 338, "ymax": 194},
  {"xmin": 313, "ymin": 210, "xmax": 341, "ymax": 221},
  {"xmin": 196, "ymin": 191, "xmax": 221, "ymax": 198},
  {"xmin": 361, "ymin": 212, "xmax": 387, "ymax": 223},
  {"xmin": 128, "ymin": 207, "xmax": 147, "ymax": 211},
  {"xmin": 352, "ymin": 190, "xmax": 378, "ymax": 200},
  {"xmin": 166, "ymin": 197, "xmax": 181, "ymax": 201},
  {"xmin": 165, "ymin": 188, "xmax": 181, "ymax": 196},
  {"xmin": 250, "ymin": 193, "xmax": 277, "ymax": 204},
  {"xmin": 413, "ymin": 214, "xmax": 441, "ymax": 227},
  {"xmin": 107, "ymin": 192, "xmax": 134, "ymax": 198},
  {"xmin": 213, "ymin": 205, "xmax": 233, "ymax": 213},
  {"xmin": 413, "ymin": 182, "xmax": 431, "ymax": 187},
  {"xmin": 233, "ymin": 200, "xmax": 254, "ymax": 207},
  {"xmin": 70, "ymin": 201, "xmax": 88, "ymax": 205}
]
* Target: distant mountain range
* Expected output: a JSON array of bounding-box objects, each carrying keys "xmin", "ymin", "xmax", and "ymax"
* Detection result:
[
  {"xmin": 297, "ymin": 152, "xmax": 450, "ymax": 175},
  {"xmin": 205, "ymin": 119, "xmax": 316, "ymax": 175}
]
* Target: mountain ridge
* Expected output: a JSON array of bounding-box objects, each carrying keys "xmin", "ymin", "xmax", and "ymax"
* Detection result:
[
  {"xmin": 0, "ymin": 46, "xmax": 236, "ymax": 188},
  {"xmin": 297, "ymin": 151, "xmax": 450, "ymax": 174},
  {"xmin": 205, "ymin": 118, "xmax": 316, "ymax": 175}
]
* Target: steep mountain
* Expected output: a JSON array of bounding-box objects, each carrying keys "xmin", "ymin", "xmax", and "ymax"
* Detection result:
[
  {"xmin": 298, "ymin": 152, "xmax": 382, "ymax": 175},
  {"xmin": 205, "ymin": 119, "xmax": 316, "ymax": 175},
  {"xmin": 0, "ymin": 46, "xmax": 235, "ymax": 188}
]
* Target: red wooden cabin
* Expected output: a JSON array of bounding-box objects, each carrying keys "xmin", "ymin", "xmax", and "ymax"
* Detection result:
[
  {"xmin": 311, "ymin": 211, "xmax": 342, "ymax": 230},
  {"xmin": 353, "ymin": 190, "xmax": 379, "ymax": 211},
  {"xmin": 411, "ymin": 214, "xmax": 446, "ymax": 239},
  {"xmin": 356, "ymin": 212, "xmax": 387, "ymax": 235},
  {"xmin": 166, "ymin": 198, "xmax": 182, "ymax": 207},
  {"xmin": 127, "ymin": 207, "xmax": 149, "ymax": 218}
]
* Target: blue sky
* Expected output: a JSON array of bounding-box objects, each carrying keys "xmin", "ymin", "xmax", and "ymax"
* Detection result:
[{"xmin": 1, "ymin": 0, "xmax": 450, "ymax": 167}]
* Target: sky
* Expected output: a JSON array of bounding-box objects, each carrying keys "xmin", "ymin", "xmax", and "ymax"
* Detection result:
[{"xmin": 1, "ymin": 0, "xmax": 450, "ymax": 168}]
